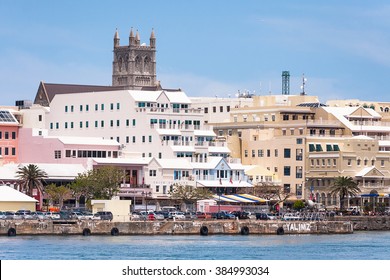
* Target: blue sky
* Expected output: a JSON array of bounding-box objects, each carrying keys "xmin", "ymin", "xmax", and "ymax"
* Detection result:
[{"xmin": 1, "ymin": 0, "xmax": 390, "ymax": 105}]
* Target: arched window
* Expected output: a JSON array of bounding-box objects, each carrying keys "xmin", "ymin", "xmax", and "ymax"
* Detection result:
[
  {"xmin": 135, "ymin": 56, "xmax": 141, "ymax": 72},
  {"xmin": 144, "ymin": 56, "xmax": 150, "ymax": 73}
]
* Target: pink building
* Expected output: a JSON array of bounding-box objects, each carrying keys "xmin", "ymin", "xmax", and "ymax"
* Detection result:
[
  {"xmin": 0, "ymin": 110, "xmax": 20, "ymax": 164},
  {"xmin": 18, "ymin": 128, "xmax": 121, "ymax": 167}
]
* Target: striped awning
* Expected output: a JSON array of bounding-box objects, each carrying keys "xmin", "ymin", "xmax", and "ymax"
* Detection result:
[{"xmin": 212, "ymin": 194, "xmax": 268, "ymax": 203}]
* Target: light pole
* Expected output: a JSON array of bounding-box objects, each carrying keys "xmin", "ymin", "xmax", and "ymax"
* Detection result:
[{"xmin": 142, "ymin": 191, "xmax": 152, "ymax": 213}]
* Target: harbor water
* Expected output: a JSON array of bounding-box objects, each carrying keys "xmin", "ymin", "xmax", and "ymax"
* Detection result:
[{"xmin": 1, "ymin": 231, "xmax": 390, "ymax": 260}]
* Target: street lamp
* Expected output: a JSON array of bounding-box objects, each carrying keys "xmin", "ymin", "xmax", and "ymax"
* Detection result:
[{"xmin": 142, "ymin": 191, "xmax": 152, "ymax": 213}]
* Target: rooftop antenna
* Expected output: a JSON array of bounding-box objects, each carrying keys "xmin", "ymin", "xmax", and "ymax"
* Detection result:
[{"xmin": 300, "ymin": 73, "xmax": 307, "ymax": 95}]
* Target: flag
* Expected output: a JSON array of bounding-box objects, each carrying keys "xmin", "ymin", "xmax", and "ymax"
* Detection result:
[
  {"xmin": 230, "ymin": 177, "xmax": 233, "ymax": 184},
  {"xmin": 219, "ymin": 178, "xmax": 222, "ymax": 185}
]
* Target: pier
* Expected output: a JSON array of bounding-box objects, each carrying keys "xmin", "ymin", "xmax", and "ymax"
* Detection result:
[{"xmin": 1, "ymin": 219, "xmax": 353, "ymax": 236}]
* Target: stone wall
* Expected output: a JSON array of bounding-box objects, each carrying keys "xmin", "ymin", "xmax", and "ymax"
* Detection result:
[{"xmin": 0, "ymin": 219, "xmax": 353, "ymax": 236}]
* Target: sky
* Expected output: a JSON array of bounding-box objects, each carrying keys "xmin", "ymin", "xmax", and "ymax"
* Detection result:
[{"xmin": 1, "ymin": 0, "xmax": 390, "ymax": 106}]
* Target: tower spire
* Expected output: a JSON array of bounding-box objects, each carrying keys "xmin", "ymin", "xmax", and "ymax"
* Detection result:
[
  {"xmin": 150, "ymin": 28, "xmax": 156, "ymax": 48},
  {"xmin": 114, "ymin": 28, "xmax": 120, "ymax": 48},
  {"xmin": 129, "ymin": 27, "xmax": 135, "ymax": 45}
]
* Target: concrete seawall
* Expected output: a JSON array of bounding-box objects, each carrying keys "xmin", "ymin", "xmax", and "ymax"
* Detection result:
[{"xmin": 0, "ymin": 219, "xmax": 353, "ymax": 236}]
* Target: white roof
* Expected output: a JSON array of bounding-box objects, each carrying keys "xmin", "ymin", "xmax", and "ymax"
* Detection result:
[
  {"xmin": 93, "ymin": 157, "xmax": 152, "ymax": 165},
  {"xmin": 55, "ymin": 136, "xmax": 120, "ymax": 146},
  {"xmin": 194, "ymin": 130, "xmax": 216, "ymax": 137},
  {"xmin": 129, "ymin": 90, "xmax": 191, "ymax": 104},
  {"xmin": 155, "ymin": 158, "xmax": 193, "ymax": 169},
  {"xmin": 208, "ymin": 146, "xmax": 231, "ymax": 154},
  {"xmin": 156, "ymin": 129, "xmax": 182, "ymax": 136},
  {"xmin": 191, "ymin": 157, "xmax": 224, "ymax": 169},
  {"xmin": 0, "ymin": 185, "xmax": 38, "ymax": 202}
]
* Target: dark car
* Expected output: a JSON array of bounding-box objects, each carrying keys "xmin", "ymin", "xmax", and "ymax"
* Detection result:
[
  {"xmin": 230, "ymin": 211, "xmax": 249, "ymax": 219},
  {"xmin": 93, "ymin": 211, "xmax": 113, "ymax": 221},
  {"xmin": 256, "ymin": 213, "xmax": 271, "ymax": 220}
]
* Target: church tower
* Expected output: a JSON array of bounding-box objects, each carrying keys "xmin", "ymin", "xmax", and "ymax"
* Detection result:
[{"xmin": 112, "ymin": 28, "xmax": 157, "ymax": 89}]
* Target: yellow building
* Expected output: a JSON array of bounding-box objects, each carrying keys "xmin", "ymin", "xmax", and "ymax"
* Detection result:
[{"xmin": 0, "ymin": 185, "xmax": 38, "ymax": 211}]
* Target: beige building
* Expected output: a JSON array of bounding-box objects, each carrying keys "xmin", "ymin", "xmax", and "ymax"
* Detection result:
[{"xmin": 211, "ymin": 94, "xmax": 390, "ymax": 209}]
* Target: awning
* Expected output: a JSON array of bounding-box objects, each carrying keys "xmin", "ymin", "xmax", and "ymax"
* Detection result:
[{"xmin": 212, "ymin": 194, "xmax": 268, "ymax": 203}]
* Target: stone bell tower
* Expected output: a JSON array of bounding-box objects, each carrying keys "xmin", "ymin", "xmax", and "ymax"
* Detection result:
[{"xmin": 112, "ymin": 28, "xmax": 157, "ymax": 89}]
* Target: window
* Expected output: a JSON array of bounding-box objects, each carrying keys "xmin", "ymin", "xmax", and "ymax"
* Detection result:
[
  {"xmin": 95, "ymin": 104, "xmax": 98, "ymax": 111},
  {"xmin": 101, "ymin": 120, "xmax": 104, "ymax": 127},
  {"xmin": 296, "ymin": 184, "xmax": 303, "ymax": 196},
  {"xmin": 126, "ymin": 119, "xmax": 130, "ymax": 127},
  {"xmin": 296, "ymin": 166, "xmax": 303, "ymax": 178},
  {"xmin": 149, "ymin": 135, "xmax": 152, "ymax": 143},
  {"xmin": 110, "ymin": 120, "xmax": 114, "ymax": 127},
  {"xmin": 326, "ymin": 144, "xmax": 333, "ymax": 151},
  {"xmin": 142, "ymin": 136, "xmax": 146, "ymax": 143},
  {"xmin": 95, "ymin": 121, "xmax": 98, "ymax": 128},
  {"xmin": 284, "ymin": 166, "xmax": 291, "ymax": 176},
  {"xmin": 65, "ymin": 122, "xmax": 68, "ymax": 129},
  {"xmin": 283, "ymin": 184, "xmax": 291, "ymax": 194},
  {"xmin": 213, "ymin": 106, "xmax": 216, "ymax": 113},
  {"xmin": 116, "ymin": 120, "xmax": 120, "ymax": 127},
  {"xmin": 86, "ymin": 105, "xmax": 89, "ymax": 111},
  {"xmin": 79, "ymin": 121, "xmax": 83, "ymax": 128},
  {"xmin": 244, "ymin": 150, "xmax": 248, "ymax": 157},
  {"xmin": 252, "ymin": 150, "xmax": 255, "ymax": 157},
  {"xmin": 309, "ymin": 144, "xmax": 315, "ymax": 152},
  {"xmin": 86, "ymin": 121, "xmax": 89, "ymax": 128},
  {"xmin": 284, "ymin": 148, "xmax": 291, "ymax": 158},
  {"xmin": 333, "ymin": 145, "xmax": 340, "ymax": 151},
  {"xmin": 71, "ymin": 105, "xmax": 74, "ymax": 112},
  {"xmin": 12, "ymin": 132, "xmax": 16, "ymax": 139},
  {"xmin": 149, "ymin": 170, "xmax": 157, "ymax": 177},
  {"xmin": 227, "ymin": 106, "xmax": 230, "ymax": 112},
  {"xmin": 101, "ymin": 104, "xmax": 104, "ymax": 111},
  {"xmin": 110, "ymin": 103, "xmax": 114, "ymax": 110},
  {"xmin": 65, "ymin": 106, "xmax": 68, "ymax": 112},
  {"xmin": 132, "ymin": 136, "xmax": 136, "ymax": 143},
  {"xmin": 12, "ymin": 147, "xmax": 16, "ymax": 156},
  {"xmin": 80, "ymin": 105, "xmax": 83, "ymax": 112},
  {"xmin": 267, "ymin": 149, "xmax": 271, "ymax": 157},
  {"xmin": 315, "ymin": 144, "xmax": 323, "ymax": 151},
  {"xmin": 159, "ymin": 152, "xmax": 162, "ymax": 159},
  {"xmin": 54, "ymin": 150, "xmax": 61, "ymax": 159},
  {"xmin": 296, "ymin": 138, "xmax": 303, "ymax": 144},
  {"xmin": 117, "ymin": 103, "xmax": 120, "ymax": 110},
  {"xmin": 204, "ymin": 107, "xmax": 208, "ymax": 114},
  {"xmin": 282, "ymin": 114, "xmax": 289, "ymax": 121},
  {"xmin": 274, "ymin": 149, "xmax": 278, "ymax": 157},
  {"xmin": 132, "ymin": 119, "xmax": 136, "ymax": 126},
  {"xmin": 56, "ymin": 122, "xmax": 59, "ymax": 129},
  {"xmin": 296, "ymin": 149, "xmax": 303, "ymax": 161},
  {"xmin": 71, "ymin": 122, "xmax": 74, "ymax": 129},
  {"xmin": 381, "ymin": 160, "xmax": 385, "ymax": 167},
  {"xmin": 258, "ymin": 149, "xmax": 264, "ymax": 157},
  {"xmin": 126, "ymin": 136, "xmax": 129, "ymax": 143}
]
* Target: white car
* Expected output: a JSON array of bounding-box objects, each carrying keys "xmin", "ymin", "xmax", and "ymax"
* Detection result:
[
  {"xmin": 171, "ymin": 211, "xmax": 186, "ymax": 220},
  {"xmin": 44, "ymin": 212, "xmax": 61, "ymax": 219}
]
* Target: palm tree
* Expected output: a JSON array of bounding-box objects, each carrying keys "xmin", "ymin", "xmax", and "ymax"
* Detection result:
[
  {"xmin": 330, "ymin": 176, "xmax": 360, "ymax": 210},
  {"xmin": 16, "ymin": 164, "xmax": 48, "ymax": 197}
]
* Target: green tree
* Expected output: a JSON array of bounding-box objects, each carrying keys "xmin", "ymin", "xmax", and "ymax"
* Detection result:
[
  {"xmin": 45, "ymin": 184, "xmax": 72, "ymax": 209},
  {"xmin": 70, "ymin": 166, "xmax": 125, "ymax": 202},
  {"xmin": 293, "ymin": 200, "xmax": 305, "ymax": 211},
  {"xmin": 330, "ymin": 176, "xmax": 360, "ymax": 210},
  {"xmin": 16, "ymin": 164, "xmax": 48, "ymax": 196},
  {"xmin": 168, "ymin": 183, "xmax": 213, "ymax": 211}
]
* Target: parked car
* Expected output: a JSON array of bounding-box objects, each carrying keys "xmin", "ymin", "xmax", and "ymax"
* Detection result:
[
  {"xmin": 44, "ymin": 212, "xmax": 61, "ymax": 219},
  {"xmin": 72, "ymin": 211, "xmax": 85, "ymax": 220},
  {"xmin": 155, "ymin": 211, "xmax": 170, "ymax": 219},
  {"xmin": 213, "ymin": 211, "xmax": 236, "ymax": 219},
  {"xmin": 153, "ymin": 212, "xmax": 165, "ymax": 220},
  {"xmin": 185, "ymin": 211, "xmax": 197, "ymax": 219},
  {"xmin": 196, "ymin": 212, "xmax": 212, "ymax": 219},
  {"xmin": 81, "ymin": 211, "xmax": 94, "ymax": 220},
  {"xmin": 0, "ymin": 211, "xmax": 6, "ymax": 219},
  {"xmin": 230, "ymin": 211, "xmax": 249, "ymax": 219},
  {"xmin": 283, "ymin": 213, "xmax": 300, "ymax": 221},
  {"xmin": 170, "ymin": 211, "xmax": 186, "ymax": 220},
  {"xmin": 35, "ymin": 211, "xmax": 49, "ymax": 220},
  {"xmin": 4, "ymin": 211, "xmax": 16, "ymax": 219},
  {"xmin": 93, "ymin": 211, "xmax": 113, "ymax": 221}
]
